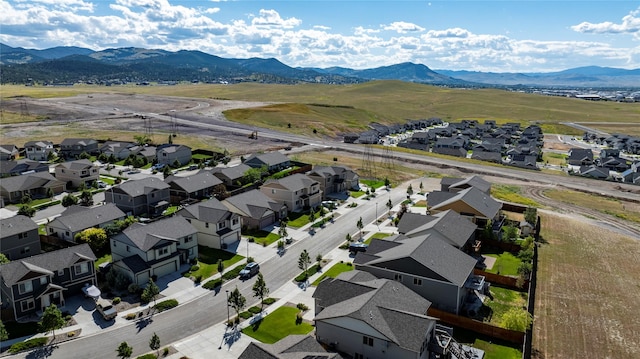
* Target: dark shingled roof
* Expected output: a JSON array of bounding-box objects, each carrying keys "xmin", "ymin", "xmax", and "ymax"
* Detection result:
[
  {"xmin": 112, "ymin": 177, "xmax": 169, "ymax": 197},
  {"xmin": 114, "ymin": 215, "xmax": 196, "ymax": 251},
  {"xmin": 210, "ymin": 163, "xmax": 252, "ymax": 181},
  {"xmin": 262, "ymin": 174, "xmax": 318, "ymax": 192},
  {"xmin": 0, "ymin": 215, "xmax": 38, "ymax": 238},
  {"xmin": 429, "ymin": 187, "xmax": 501, "ymax": 220},
  {"xmin": 222, "ymin": 189, "xmax": 282, "ymax": 219},
  {"xmin": 49, "ymin": 203, "xmax": 126, "ymax": 233},
  {"xmin": 397, "ymin": 212, "xmax": 436, "ymax": 234},
  {"xmin": 178, "ymin": 198, "xmax": 233, "ymax": 223},
  {"xmin": 404, "ymin": 210, "xmax": 477, "ymax": 248},
  {"xmin": 165, "ymin": 171, "xmax": 222, "ymax": 193},
  {"xmin": 239, "ymin": 335, "xmax": 343, "ymax": 359}
]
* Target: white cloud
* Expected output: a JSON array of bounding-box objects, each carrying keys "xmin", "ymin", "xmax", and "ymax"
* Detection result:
[
  {"xmin": 382, "ymin": 21, "xmax": 424, "ymax": 34},
  {"xmin": 15, "ymin": 0, "xmax": 93, "ymax": 12},
  {"xmin": 571, "ymin": 7, "xmax": 640, "ymax": 37},
  {"xmin": 425, "ymin": 27, "xmax": 470, "ymax": 38},
  {"xmin": 250, "ymin": 9, "xmax": 301, "ymax": 28}
]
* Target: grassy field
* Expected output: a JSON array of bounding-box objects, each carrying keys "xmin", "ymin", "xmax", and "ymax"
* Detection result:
[
  {"xmin": 491, "ymin": 184, "xmax": 541, "ymax": 207},
  {"xmin": 543, "ymin": 189, "xmax": 640, "ymax": 224},
  {"xmin": 533, "ymin": 213, "xmax": 640, "ymax": 358}
]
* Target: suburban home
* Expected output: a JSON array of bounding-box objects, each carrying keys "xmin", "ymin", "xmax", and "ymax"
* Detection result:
[
  {"xmin": 306, "ymin": 165, "xmax": 360, "ymax": 199},
  {"xmin": 260, "ymin": 173, "xmax": 322, "ymax": 213},
  {"xmin": 353, "ymin": 234, "xmax": 483, "ymax": 315},
  {"xmin": 60, "ymin": 138, "xmax": 98, "ymax": 159},
  {"xmin": 0, "ymin": 144, "xmax": 19, "ymax": 161},
  {"xmin": 509, "ymin": 154, "xmax": 539, "ymax": 170},
  {"xmin": 110, "ymin": 216, "xmax": 197, "ymax": 286},
  {"xmin": 24, "ymin": 140, "xmax": 55, "ymax": 161},
  {"xmin": 471, "ymin": 150, "xmax": 503, "ymax": 164},
  {"xmin": 177, "ymin": 199, "xmax": 241, "ymax": 249},
  {"xmin": 45, "ymin": 203, "xmax": 126, "ymax": 242},
  {"xmin": 398, "ymin": 210, "xmax": 478, "ymax": 251},
  {"xmin": 165, "ymin": 171, "xmax": 224, "ymax": 204},
  {"xmin": 313, "ymin": 270, "xmax": 438, "ymax": 359},
  {"xmin": 156, "ymin": 144, "xmax": 192, "ymax": 167},
  {"xmin": 210, "ymin": 163, "xmax": 253, "ymax": 187},
  {"xmin": 0, "ymin": 172, "xmax": 65, "ymax": 204},
  {"xmin": 239, "ymin": 335, "xmax": 343, "ymax": 359},
  {"xmin": 432, "ymin": 138, "xmax": 468, "ymax": 158},
  {"xmin": 222, "ymin": 189, "xmax": 288, "ymax": 230},
  {"xmin": 427, "ymin": 187, "xmax": 502, "ymax": 228},
  {"xmin": 567, "ymin": 148, "xmax": 594, "ymax": 167},
  {"xmin": 105, "ymin": 177, "xmax": 170, "ymax": 217},
  {"xmin": 578, "ymin": 165, "xmax": 610, "ymax": 179},
  {"xmin": 0, "ymin": 243, "xmax": 97, "ymax": 321},
  {"xmin": 243, "ymin": 152, "xmax": 290, "ymax": 173},
  {"xmin": 0, "ymin": 159, "xmax": 49, "ymax": 177},
  {"xmin": 599, "ymin": 156, "xmax": 629, "ymax": 172},
  {"xmin": 0, "ymin": 215, "xmax": 41, "ymax": 260},
  {"xmin": 129, "ymin": 145, "xmax": 157, "ymax": 163},
  {"xmin": 99, "ymin": 141, "xmax": 135, "ymax": 160},
  {"xmin": 440, "ymin": 176, "xmax": 491, "ymax": 194},
  {"xmin": 54, "ymin": 159, "xmax": 100, "ymax": 189}
]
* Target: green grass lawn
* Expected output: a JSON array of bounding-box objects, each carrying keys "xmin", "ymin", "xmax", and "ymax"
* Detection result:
[
  {"xmin": 453, "ymin": 327, "xmax": 522, "ymax": 359},
  {"xmin": 99, "ymin": 176, "xmax": 115, "ymax": 185},
  {"xmin": 360, "ymin": 179, "xmax": 385, "ymax": 189},
  {"xmin": 483, "ymin": 287, "xmax": 528, "ymax": 328},
  {"xmin": 286, "ymin": 211, "xmax": 311, "ymax": 228},
  {"xmin": 94, "ymin": 253, "xmax": 112, "ymax": 269},
  {"xmin": 241, "ymin": 306, "xmax": 314, "ymax": 344},
  {"xmin": 244, "ymin": 229, "xmax": 280, "ymax": 246},
  {"xmin": 483, "ymin": 251, "xmax": 521, "ymax": 276},
  {"xmin": 185, "ymin": 246, "xmax": 244, "ymax": 280},
  {"xmin": 363, "ymin": 232, "xmax": 392, "ymax": 245},
  {"xmin": 312, "ymin": 262, "xmax": 354, "ymax": 286},
  {"xmin": 163, "ymin": 205, "xmax": 180, "ymax": 216},
  {"xmin": 350, "ymin": 190, "xmax": 365, "ymax": 198}
]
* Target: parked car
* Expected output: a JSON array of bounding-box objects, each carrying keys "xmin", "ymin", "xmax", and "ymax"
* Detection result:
[
  {"xmin": 152, "ymin": 163, "xmax": 166, "ymax": 170},
  {"xmin": 349, "ymin": 242, "xmax": 368, "ymax": 253},
  {"xmin": 187, "ymin": 164, "xmax": 198, "ymax": 170},
  {"xmin": 96, "ymin": 180, "xmax": 107, "ymax": 188},
  {"xmin": 96, "ymin": 298, "xmax": 117, "ymax": 320},
  {"xmin": 239, "ymin": 262, "xmax": 260, "ymax": 279}
]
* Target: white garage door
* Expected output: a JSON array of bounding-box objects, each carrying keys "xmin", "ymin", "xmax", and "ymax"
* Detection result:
[{"xmin": 153, "ymin": 260, "xmax": 177, "ymax": 279}]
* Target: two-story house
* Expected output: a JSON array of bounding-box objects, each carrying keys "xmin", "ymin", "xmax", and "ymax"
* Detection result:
[
  {"xmin": 210, "ymin": 163, "xmax": 253, "ymax": 187},
  {"xmin": 60, "ymin": 138, "xmax": 98, "ymax": 159},
  {"xmin": 240, "ymin": 335, "xmax": 342, "ymax": 359},
  {"xmin": 0, "ymin": 159, "xmax": 49, "ymax": 178},
  {"xmin": 105, "ymin": 177, "xmax": 170, "ymax": 217},
  {"xmin": 398, "ymin": 209, "xmax": 478, "ymax": 251},
  {"xmin": 243, "ymin": 152, "xmax": 290, "ymax": 173},
  {"xmin": 427, "ymin": 186, "xmax": 502, "ymax": 228},
  {"xmin": 0, "ymin": 215, "xmax": 41, "ymax": 260},
  {"xmin": 439, "ymin": 175, "xmax": 491, "ymax": 194},
  {"xmin": 260, "ymin": 173, "xmax": 322, "ymax": 213},
  {"xmin": 222, "ymin": 189, "xmax": 288, "ymax": 230},
  {"xmin": 314, "ymin": 270, "xmax": 438, "ymax": 359},
  {"xmin": 0, "ymin": 243, "xmax": 97, "ymax": 321},
  {"xmin": 54, "ymin": 159, "xmax": 100, "ymax": 189},
  {"xmin": 0, "ymin": 144, "xmax": 19, "ymax": 161},
  {"xmin": 165, "ymin": 171, "xmax": 224, "ymax": 204},
  {"xmin": 156, "ymin": 144, "xmax": 192, "ymax": 167},
  {"xmin": 177, "ymin": 199, "xmax": 241, "ymax": 249},
  {"xmin": 353, "ymin": 234, "xmax": 482, "ymax": 315},
  {"xmin": 99, "ymin": 141, "xmax": 135, "ymax": 160},
  {"xmin": 24, "ymin": 140, "xmax": 55, "ymax": 161},
  {"xmin": 110, "ymin": 216, "xmax": 197, "ymax": 285},
  {"xmin": 306, "ymin": 165, "xmax": 360, "ymax": 199},
  {"xmin": 45, "ymin": 204, "xmax": 126, "ymax": 242},
  {"xmin": 0, "ymin": 172, "xmax": 65, "ymax": 204}
]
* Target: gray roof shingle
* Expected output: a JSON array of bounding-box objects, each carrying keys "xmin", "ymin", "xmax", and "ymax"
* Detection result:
[
  {"xmin": 114, "ymin": 216, "xmax": 196, "ymax": 251},
  {"xmin": 112, "ymin": 177, "xmax": 169, "ymax": 197},
  {"xmin": 49, "ymin": 203, "xmax": 126, "ymax": 233},
  {"xmin": 0, "ymin": 215, "xmax": 38, "ymax": 238},
  {"xmin": 429, "ymin": 187, "xmax": 501, "ymax": 219},
  {"xmin": 178, "ymin": 198, "xmax": 232, "ymax": 223},
  {"xmin": 165, "ymin": 171, "xmax": 222, "ymax": 193},
  {"xmin": 222, "ymin": 189, "xmax": 282, "ymax": 219}
]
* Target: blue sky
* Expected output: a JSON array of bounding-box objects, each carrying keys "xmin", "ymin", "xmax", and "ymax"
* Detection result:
[{"xmin": 1, "ymin": 0, "xmax": 639, "ymax": 72}]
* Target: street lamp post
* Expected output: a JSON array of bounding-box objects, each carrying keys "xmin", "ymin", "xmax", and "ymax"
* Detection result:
[{"xmin": 225, "ymin": 290, "xmax": 230, "ymax": 325}]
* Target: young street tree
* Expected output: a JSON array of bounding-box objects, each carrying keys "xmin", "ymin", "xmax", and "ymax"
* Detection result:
[
  {"xmin": 142, "ymin": 279, "xmax": 160, "ymax": 307},
  {"xmin": 149, "ymin": 332, "xmax": 161, "ymax": 357},
  {"xmin": 39, "ymin": 304, "xmax": 65, "ymax": 341},
  {"xmin": 228, "ymin": 286, "xmax": 246, "ymax": 325},
  {"xmin": 79, "ymin": 189, "xmax": 94, "ymax": 206},
  {"xmin": 61, "ymin": 194, "xmax": 78, "ymax": 207},
  {"xmin": 17, "ymin": 205, "xmax": 35, "ymax": 218},
  {"xmin": 386, "ymin": 198, "xmax": 393, "ymax": 216},
  {"xmin": 356, "ymin": 217, "xmax": 364, "ymax": 241},
  {"xmin": 116, "ymin": 341, "xmax": 133, "ymax": 359},
  {"xmin": 278, "ymin": 220, "xmax": 288, "ymax": 239},
  {"xmin": 217, "ymin": 258, "xmax": 224, "ymax": 275},
  {"xmin": 252, "ymin": 273, "xmax": 269, "ymax": 312},
  {"xmin": 298, "ymin": 249, "xmax": 311, "ymax": 281}
]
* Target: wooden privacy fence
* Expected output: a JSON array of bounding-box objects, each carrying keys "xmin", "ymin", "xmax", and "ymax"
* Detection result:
[
  {"xmin": 427, "ymin": 307, "xmax": 525, "ymax": 345},
  {"xmin": 474, "ymin": 269, "xmax": 529, "ymax": 292}
]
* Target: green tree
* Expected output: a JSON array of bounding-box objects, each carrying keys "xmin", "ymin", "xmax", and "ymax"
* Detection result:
[
  {"xmin": 345, "ymin": 233, "xmax": 352, "ymax": 244},
  {"xmin": 502, "ymin": 225, "xmax": 519, "ymax": 241},
  {"xmin": 79, "ymin": 189, "xmax": 94, "ymax": 206},
  {"xmin": 243, "ymin": 166, "xmax": 263, "ymax": 184},
  {"xmin": 17, "ymin": 205, "xmax": 35, "ymax": 218},
  {"xmin": 47, "ymin": 151, "xmax": 57, "ymax": 162},
  {"xmin": 228, "ymin": 286, "xmax": 246, "ymax": 325},
  {"xmin": 0, "ymin": 253, "xmax": 9, "ymax": 264},
  {"xmin": 0, "ymin": 320, "xmax": 8, "ymax": 341},
  {"xmin": 356, "ymin": 217, "xmax": 364, "ymax": 240},
  {"xmin": 172, "ymin": 159, "xmax": 181, "ymax": 168},
  {"xmin": 46, "ymin": 187, "xmax": 55, "ymax": 199},
  {"xmin": 518, "ymin": 262, "xmax": 533, "ymax": 278},
  {"xmin": 252, "ymin": 273, "xmax": 269, "ymax": 311},
  {"xmin": 386, "ymin": 198, "xmax": 393, "ymax": 215},
  {"xmin": 278, "ymin": 220, "xmax": 288, "ymax": 239},
  {"xmin": 501, "ymin": 308, "xmax": 533, "ymax": 332},
  {"xmin": 61, "ymin": 194, "xmax": 78, "ymax": 207},
  {"xmin": 308, "ymin": 207, "xmax": 316, "ymax": 223},
  {"xmin": 419, "ymin": 181, "xmax": 424, "ymax": 193},
  {"xmin": 142, "ymin": 279, "xmax": 160, "ymax": 306},
  {"xmin": 79, "ymin": 151, "xmax": 91, "ymax": 160},
  {"xmin": 217, "ymin": 259, "xmax": 224, "ymax": 275},
  {"xmin": 524, "ymin": 207, "xmax": 538, "ymax": 225},
  {"xmin": 168, "ymin": 135, "xmax": 173, "ymax": 144},
  {"xmin": 384, "ymin": 177, "xmax": 391, "ymax": 188},
  {"xmin": 407, "ymin": 184, "xmax": 414, "ymax": 196},
  {"xmin": 316, "ymin": 253, "xmax": 323, "ymax": 264},
  {"xmin": 162, "ymin": 165, "xmax": 172, "ymax": 178},
  {"xmin": 149, "ymin": 332, "xmax": 161, "ymax": 357},
  {"xmin": 39, "ymin": 304, "xmax": 65, "ymax": 340},
  {"xmin": 298, "ymin": 249, "xmax": 311, "ymax": 281},
  {"xmin": 74, "ymin": 227, "xmax": 107, "ymax": 253},
  {"xmin": 134, "ymin": 135, "xmax": 151, "ymax": 146},
  {"xmin": 116, "ymin": 341, "xmax": 133, "ymax": 359},
  {"xmin": 21, "ymin": 194, "xmax": 32, "ymax": 204}
]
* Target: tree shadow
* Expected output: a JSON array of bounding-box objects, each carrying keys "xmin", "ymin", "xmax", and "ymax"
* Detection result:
[
  {"xmin": 136, "ymin": 315, "xmax": 153, "ymax": 332},
  {"xmin": 26, "ymin": 343, "xmax": 57, "ymax": 359},
  {"xmin": 251, "ymin": 318, "xmax": 263, "ymax": 332}
]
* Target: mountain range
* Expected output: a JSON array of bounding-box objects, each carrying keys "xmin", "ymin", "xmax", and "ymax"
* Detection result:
[{"xmin": 1, "ymin": 43, "xmax": 639, "ymax": 88}]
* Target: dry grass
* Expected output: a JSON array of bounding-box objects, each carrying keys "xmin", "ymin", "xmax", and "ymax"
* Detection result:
[
  {"xmin": 583, "ymin": 123, "xmax": 640, "ymax": 137},
  {"xmin": 544, "ymin": 189, "xmax": 640, "ymax": 224},
  {"xmin": 534, "ymin": 213, "xmax": 640, "ymax": 358}
]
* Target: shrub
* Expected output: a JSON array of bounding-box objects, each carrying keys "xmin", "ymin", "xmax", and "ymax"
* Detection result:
[
  {"xmin": 125, "ymin": 313, "xmax": 137, "ymax": 320},
  {"xmin": 136, "ymin": 354, "xmax": 157, "ymax": 359},
  {"xmin": 163, "ymin": 347, "xmax": 169, "ymax": 356},
  {"xmin": 296, "ymin": 303, "xmax": 309, "ymax": 311},
  {"xmin": 193, "ymin": 275, "xmax": 203, "ymax": 284},
  {"xmin": 346, "ymin": 262, "xmax": 353, "ymax": 267},
  {"xmin": 262, "ymin": 297, "xmax": 276, "ymax": 305},
  {"xmin": 190, "ymin": 265, "xmax": 200, "ymax": 272},
  {"xmin": 154, "ymin": 299, "xmax": 179, "ymax": 312},
  {"xmin": 222, "ymin": 266, "xmax": 243, "ymax": 280},
  {"xmin": 8, "ymin": 337, "xmax": 48, "ymax": 354},
  {"xmin": 239, "ymin": 311, "xmax": 252, "ymax": 319},
  {"xmin": 202, "ymin": 279, "xmax": 223, "ymax": 290},
  {"xmin": 295, "ymin": 312, "xmax": 303, "ymax": 325},
  {"xmin": 128, "ymin": 283, "xmax": 140, "ymax": 294},
  {"xmin": 248, "ymin": 306, "xmax": 261, "ymax": 314},
  {"xmin": 65, "ymin": 314, "xmax": 73, "ymax": 322},
  {"xmin": 112, "ymin": 297, "xmax": 121, "ymax": 304}
]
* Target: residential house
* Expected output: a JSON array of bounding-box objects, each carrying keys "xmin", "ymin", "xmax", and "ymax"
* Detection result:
[
  {"xmin": 129, "ymin": 145, "xmax": 157, "ymax": 163},
  {"xmin": 398, "ymin": 210, "xmax": 477, "ymax": 251},
  {"xmin": 0, "ymin": 243, "xmax": 97, "ymax": 321},
  {"xmin": 24, "ymin": 140, "xmax": 55, "ymax": 161},
  {"xmin": 156, "ymin": 144, "xmax": 192, "ymax": 167},
  {"xmin": 165, "ymin": 171, "xmax": 224, "ymax": 204},
  {"xmin": 239, "ymin": 335, "xmax": 343, "ymax": 359},
  {"xmin": 105, "ymin": 177, "xmax": 170, "ymax": 217},
  {"xmin": 0, "ymin": 159, "xmax": 49, "ymax": 177},
  {"xmin": 0, "ymin": 215, "xmax": 41, "ymax": 260},
  {"xmin": 354, "ymin": 234, "xmax": 482, "ymax": 315},
  {"xmin": 427, "ymin": 187, "xmax": 502, "ymax": 228},
  {"xmin": 99, "ymin": 141, "xmax": 135, "ymax": 160},
  {"xmin": 509, "ymin": 154, "xmax": 539, "ymax": 170},
  {"xmin": 306, "ymin": 165, "xmax": 359, "ymax": 199},
  {"xmin": 243, "ymin": 152, "xmax": 290, "ymax": 173},
  {"xmin": 54, "ymin": 159, "xmax": 100, "ymax": 189},
  {"xmin": 599, "ymin": 156, "xmax": 629, "ymax": 172},
  {"xmin": 440, "ymin": 176, "xmax": 491, "ymax": 194},
  {"xmin": 471, "ymin": 150, "xmax": 502, "ymax": 164},
  {"xmin": 313, "ymin": 270, "xmax": 437, "ymax": 359},
  {"xmin": 567, "ymin": 148, "xmax": 594, "ymax": 167},
  {"xmin": 60, "ymin": 138, "xmax": 98, "ymax": 159},
  {"xmin": 578, "ymin": 165, "xmax": 610, "ymax": 180},
  {"xmin": 177, "ymin": 199, "xmax": 241, "ymax": 249},
  {"xmin": 222, "ymin": 189, "xmax": 287, "ymax": 230},
  {"xmin": 45, "ymin": 204, "xmax": 126, "ymax": 242},
  {"xmin": 0, "ymin": 145, "xmax": 19, "ymax": 161},
  {"xmin": 211, "ymin": 163, "xmax": 253, "ymax": 187},
  {"xmin": 260, "ymin": 174, "xmax": 322, "ymax": 213},
  {"xmin": 110, "ymin": 216, "xmax": 197, "ymax": 285},
  {"xmin": 432, "ymin": 138, "xmax": 468, "ymax": 158},
  {"xmin": 0, "ymin": 172, "xmax": 65, "ymax": 204}
]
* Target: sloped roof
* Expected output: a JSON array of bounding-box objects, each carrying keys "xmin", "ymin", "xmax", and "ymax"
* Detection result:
[
  {"xmin": 157, "ymin": 144, "xmax": 191, "ymax": 153},
  {"xmin": 222, "ymin": 189, "xmax": 282, "ymax": 219},
  {"xmin": 245, "ymin": 152, "xmax": 290, "ymax": 167},
  {"xmin": 397, "ymin": 212, "xmax": 437, "ymax": 234},
  {"xmin": 0, "ymin": 243, "xmax": 96, "ymax": 286},
  {"xmin": 404, "ymin": 210, "xmax": 477, "ymax": 248},
  {"xmin": 314, "ymin": 271, "xmax": 435, "ymax": 353},
  {"xmin": 61, "ymin": 138, "xmax": 97, "ymax": 147},
  {"xmin": 211, "ymin": 163, "xmax": 252, "ymax": 181},
  {"xmin": 49, "ymin": 203, "xmax": 126, "ymax": 233},
  {"xmin": 447, "ymin": 175, "xmax": 491, "ymax": 193},
  {"xmin": 165, "ymin": 171, "xmax": 222, "ymax": 193},
  {"xmin": 429, "ymin": 187, "xmax": 501, "ymax": 219},
  {"xmin": 0, "ymin": 215, "xmax": 38, "ymax": 238},
  {"xmin": 0, "ymin": 172, "xmax": 64, "ymax": 192},
  {"xmin": 307, "ymin": 165, "xmax": 355, "ymax": 178},
  {"xmin": 0, "ymin": 159, "xmax": 49, "ymax": 175},
  {"xmin": 262, "ymin": 174, "xmax": 318, "ymax": 192},
  {"xmin": 239, "ymin": 335, "xmax": 343, "ymax": 359},
  {"xmin": 56, "ymin": 159, "xmax": 95, "ymax": 170},
  {"xmin": 115, "ymin": 215, "xmax": 196, "ymax": 251},
  {"xmin": 112, "ymin": 177, "xmax": 169, "ymax": 197},
  {"xmin": 24, "ymin": 140, "xmax": 53, "ymax": 148},
  {"xmin": 178, "ymin": 198, "xmax": 233, "ymax": 223}
]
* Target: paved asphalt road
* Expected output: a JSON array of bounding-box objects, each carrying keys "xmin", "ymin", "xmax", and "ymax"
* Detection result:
[{"xmin": 10, "ymin": 185, "xmax": 408, "ymax": 359}]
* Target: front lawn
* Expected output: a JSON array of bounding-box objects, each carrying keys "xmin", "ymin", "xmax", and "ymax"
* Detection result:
[
  {"xmin": 241, "ymin": 306, "xmax": 314, "ymax": 344},
  {"xmin": 294, "ymin": 264, "xmax": 320, "ymax": 282},
  {"xmin": 483, "ymin": 251, "xmax": 521, "ymax": 276},
  {"xmin": 312, "ymin": 262, "xmax": 354, "ymax": 286},
  {"xmin": 163, "ymin": 205, "xmax": 180, "ymax": 216},
  {"xmin": 286, "ymin": 211, "xmax": 311, "ymax": 228},
  {"xmin": 244, "ymin": 229, "xmax": 280, "ymax": 246},
  {"xmin": 363, "ymin": 232, "xmax": 392, "ymax": 245},
  {"xmin": 360, "ymin": 179, "xmax": 385, "ymax": 189},
  {"xmin": 350, "ymin": 190, "xmax": 365, "ymax": 198},
  {"xmin": 184, "ymin": 246, "xmax": 244, "ymax": 280}
]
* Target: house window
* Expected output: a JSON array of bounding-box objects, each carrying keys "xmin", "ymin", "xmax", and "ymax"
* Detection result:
[
  {"xmin": 394, "ymin": 274, "xmax": 402, "ymax": 281},
  {"xmin": 49, "ymin": 228, "xmax": 54, "ymax": 233},
  {"xmin": 158, "ymin": 247, "xmax": 169, "ymax": 256},
  {"xmin": 40, "ymin": 277, "xmax": 47, "ymax": 285},
  {"xmin": 205, "ymin": 222, "xmax": 209, "ymax": 228},
  {"xmin": 74, "ymin": 262, "xmax": 89, "ymax": 275},
  {"xmin": 18, "ymin": 281, "xmax": 33, "ymax": 294},
  {"xmin": 18, "ymin": 232, "xmax": 25, "ymax": 239},
  {"xmin": 20, "ymin": 299, "xmax": 35, "ymax": 311},
  {"xmin": 113, "ymin": 240, "xmax": 117, "ymax": 247},
  {"xmin": 65, "ymin": 231, "xmax": 70, "ymax": 237},
  {"xmin": 271, "ymin": 189, "xmax": 276, "ymax": 194},
  {"xmin": 185, "ymin": 236, "xmax": 193, "ymax": 243},
  {"xmin": 126, "ymin": 245, "xmax": 130, "ymax": 252},
  {"xmin": 232, "ymin": 218, "xmax": 239, "ymax": 226},
  {"xmin": 362, "ymin": 336, "xmax": 373, "ymax": 346},
  {"xmin": 414, "ymin": 278, "xmax": 422, "ymax": 286}
]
